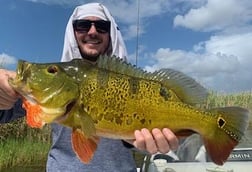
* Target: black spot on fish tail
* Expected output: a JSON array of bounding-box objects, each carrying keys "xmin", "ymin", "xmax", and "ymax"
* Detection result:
[
  {"xmin": 203, "ymin": 106, "xmax": 249, "ymax": 165},
  {"xmin": 217, "ymin": 117, "xmax": 226, "ymax": 128},
  {"xmin": 128, "ymin": 78, "xmax": 139, "ymax": 94}
]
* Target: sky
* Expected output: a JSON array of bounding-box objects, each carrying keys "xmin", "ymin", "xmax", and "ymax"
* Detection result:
[{"xmin": 0, "ymin": 0, "xmax": 252, "ymax": 93}]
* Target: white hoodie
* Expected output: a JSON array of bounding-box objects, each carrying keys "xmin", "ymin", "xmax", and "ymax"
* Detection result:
[{"xmin": 61, "ymin": 3, "xmax": 127, "ymax": 62}]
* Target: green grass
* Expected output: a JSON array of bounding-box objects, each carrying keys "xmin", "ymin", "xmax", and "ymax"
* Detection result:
[
  {"xmin": 206, "ymin": 91, "xmax": 252, "ymax": 109},
  {"xmin": 0, "ymin": 137, "xmax": 50, "ymax": 170},
  {"xmin": 0, "ymin": 118, "xmax": 51, "ymax": 170}
]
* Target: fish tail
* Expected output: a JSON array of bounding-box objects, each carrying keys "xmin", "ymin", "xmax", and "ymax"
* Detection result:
[{"xmin": 203, "ymin": 106, "xmax": 249, "ymax": 165}]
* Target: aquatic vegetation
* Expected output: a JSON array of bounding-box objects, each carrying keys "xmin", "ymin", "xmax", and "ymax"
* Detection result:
[{"xmin": 0, "ymin": 137, "xmax": 50, "ymax": 170}]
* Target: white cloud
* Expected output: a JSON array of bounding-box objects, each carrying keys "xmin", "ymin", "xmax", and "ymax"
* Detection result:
[
  {"xmin": 0, "ymin": 53, "xmax": 17, "ymax": 68},
  {"xmin": 24, "ymin": 0, "xmax": 172, "ymax": 22},
  {"xmin": 143, "ymin": 0, "xmax": 252, "ymax": 93},
  {"xmin": 202, "ymin": 32, "xmax": 252, "ymax": 67},
  {"xmin": 144, "ymin": 31, "xmax": 252, "ymax": 93},
  {"xmin": 24, "ymin": 0, "xmax": 172, "ymax": 40},
  {"xmin": 121, "ymin": 24, "xmax": 145, "ymax": 41},
  {"xmin": 145, "ymin": 48, "xmax": 238, "ymax": 74},
  {"xmin": 173, "ymin": 0, "xmax": 252, "ymax": 31}
]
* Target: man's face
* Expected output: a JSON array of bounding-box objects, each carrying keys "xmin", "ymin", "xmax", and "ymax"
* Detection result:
[{"xmin": 74, "ymin": 16, "xmax": 110, "ymax": 61}]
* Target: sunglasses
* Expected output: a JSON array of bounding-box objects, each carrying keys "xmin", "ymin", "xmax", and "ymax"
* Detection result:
[{"xmin": 73, "ymin": 19, "xmax": 111, "ymax": 34}]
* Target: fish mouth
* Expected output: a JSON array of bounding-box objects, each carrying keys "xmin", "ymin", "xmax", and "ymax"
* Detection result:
[
  {"xmin": 55, "ymin": 100, "xmax": 76, "ymax": 123},
  {"xmin": 22, "ymin": 93, "xmax": 37, "ymax": 104},
  {"xmin": 9, "ymin": 78, "xmax": 33, "ymax": 98}
]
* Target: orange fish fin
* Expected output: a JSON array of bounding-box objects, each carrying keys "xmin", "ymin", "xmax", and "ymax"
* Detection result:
[
  {"xmin": 71, "ymin": 128, "xmax": 100, "ymax": 164},
  {"xmin": 22, "ymin": 98, "xmax": 44, "ymax": 128},
  {"xmin": 203, "ymin": 106, "xmax": 249, "ymax": 165},
  {"xmin": 203, "ymin": 136, "xmax": 237, "ymax": 165}
]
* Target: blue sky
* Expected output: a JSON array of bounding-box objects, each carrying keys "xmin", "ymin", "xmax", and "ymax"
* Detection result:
[{"xmin": 1, "ymin": 0, "xmax": 252, "ymax": 93}]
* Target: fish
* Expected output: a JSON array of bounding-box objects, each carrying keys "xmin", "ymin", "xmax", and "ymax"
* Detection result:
[{"xmin": 9, "ymin": 55, "xmax": 249, "ymax": 165}]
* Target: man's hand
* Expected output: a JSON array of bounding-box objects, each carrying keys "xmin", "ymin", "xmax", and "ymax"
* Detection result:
[
  {"xmin": 0, "ymin": 69, "xmax": 19, "ymax": 109},
  {"xmin": 127, "ymin": 128, "xmax": 178, "ymax": 154}
]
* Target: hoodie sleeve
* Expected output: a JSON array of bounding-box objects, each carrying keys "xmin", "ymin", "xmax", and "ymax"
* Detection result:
[{"xmin": 0, "ymin": 99, "xmax": 26, "ymax": 123}]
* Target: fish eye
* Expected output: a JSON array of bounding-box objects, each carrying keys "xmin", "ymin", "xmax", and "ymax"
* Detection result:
[{"xmin": 47, "ymin": 65, "xmax": 58, "ymax": 74}]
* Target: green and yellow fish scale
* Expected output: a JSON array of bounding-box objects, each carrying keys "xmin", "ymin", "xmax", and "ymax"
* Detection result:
[
  {"xmin": 79, "ymin": 59, "xmax": 244, "ymax": 142},
  {"xmin": 9, "ymin": 55, "xmax": 249, "ymax": 165}
]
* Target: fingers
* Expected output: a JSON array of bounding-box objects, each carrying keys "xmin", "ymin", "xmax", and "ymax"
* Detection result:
[
  {"xmin": 133, "ymin": 128, "xmax": 178, "ymax": 155},
  {"xmin": 5, "ymin": 69, "xmax": 16, "ymax": 79},
  {"xmin": 132, "ymin": 130, "xmax": 147, "ymax": 152},
  {"xmin": 152, "ymin": 128, "xmax": 170, "ymax": 153},
  {"xmin": 0, "ymin": 69, "xmax": 18, "ymax": 109},
  {"xmin": 162, "ymin": 128, "xmax": 179, "ymax": 151},
  {"xmin": 134, "ymin": 128, "xmax": 158, "ymax": 154}
]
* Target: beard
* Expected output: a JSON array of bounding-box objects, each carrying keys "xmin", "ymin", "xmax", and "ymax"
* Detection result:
[
  {"xmin": 78, "ymin": 46, "xmax": 100, "ymax": 62},
  {"xmin": 78, "ymin": 42, "xmax": 111, "ymax": 62},
  {"xmin": 80, "ymin": 52, "xmax": 99, "ymax": 62}
]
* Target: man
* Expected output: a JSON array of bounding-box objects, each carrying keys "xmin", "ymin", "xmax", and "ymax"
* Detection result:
[{"xmin": 0, "ymin": 3, "xmax": 178, "ymax": 172}]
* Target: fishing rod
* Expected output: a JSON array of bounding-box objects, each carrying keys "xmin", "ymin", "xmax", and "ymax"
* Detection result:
[{"xmin": 135, "ymin": 0, "xmax": 140, "ymax": 67}]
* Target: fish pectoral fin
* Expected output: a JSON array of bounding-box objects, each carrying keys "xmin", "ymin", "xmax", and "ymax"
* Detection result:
[{"xmin": 71, "ymin": 128, "xmax": 100, "ymax": 164}]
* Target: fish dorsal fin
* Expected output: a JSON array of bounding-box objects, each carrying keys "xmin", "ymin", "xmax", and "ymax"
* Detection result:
[
  {"xmin": 152, "ymin": 69, "xmax": 208, "ymax": 104},
  {"xmin": 97, "ymin": 55, "xmax": 150, "ymax": 78},
  {"xmin": 97, "ymin": 55, "xmax": 208, "ymax": 105}
]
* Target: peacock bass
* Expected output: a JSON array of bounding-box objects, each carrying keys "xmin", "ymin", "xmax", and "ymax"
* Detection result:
[{"xmin": 9, "ymin": 55, "xmax": 249, "ymax": 165}]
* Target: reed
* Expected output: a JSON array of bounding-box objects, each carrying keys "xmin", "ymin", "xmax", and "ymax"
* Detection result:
[
  {"xmin": 206, "ymin": 90, "xmax": 252, "ymax": 109},
  {"xmin": 0, "ymin": 137, "xmax": 50, "ymax": 170},
  {"xmin": 0, "ymin": 118, "xmax": 51, "ymax": 169},
  {"xmin": 0, "ymin": 117, "xmax": 51, "ymax": 143}
]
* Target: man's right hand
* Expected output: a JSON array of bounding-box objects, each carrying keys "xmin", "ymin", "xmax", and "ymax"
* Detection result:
[{"xmin": 0, "ymin": 69, "xmax": 19, "ymax": 110}]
